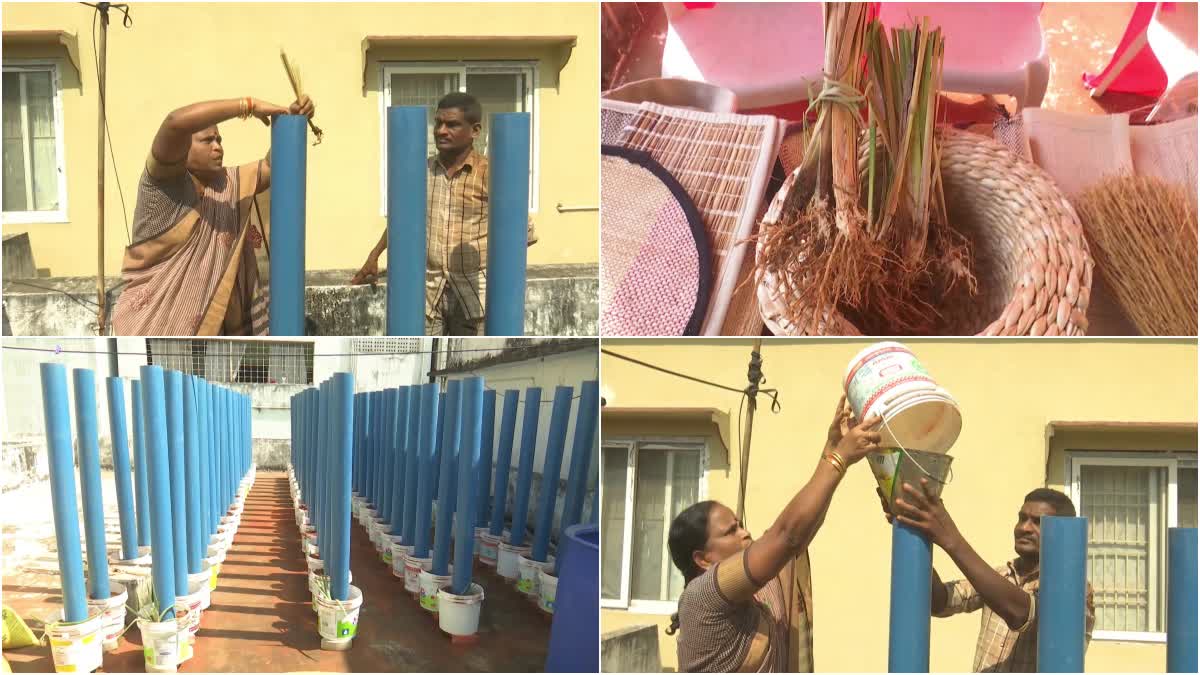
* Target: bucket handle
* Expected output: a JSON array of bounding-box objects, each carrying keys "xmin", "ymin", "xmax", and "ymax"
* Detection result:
[{"xmin": 881, "ymin": 415, "xmax": 955, "ymax": 488}]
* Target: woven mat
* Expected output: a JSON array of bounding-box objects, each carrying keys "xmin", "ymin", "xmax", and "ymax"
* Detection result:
[{"xmin": 601, "ymin": 146, "xmax": 710, "ymax": 335}]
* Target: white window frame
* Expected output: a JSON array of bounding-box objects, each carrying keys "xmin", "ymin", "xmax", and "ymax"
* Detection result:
[
  {"xmin": 378, "ymin": 60, "xmax": 539, "ymax": 216},
  {"xmin": 601, "ymin": 436, "xmax": 708, "ymax": 615},
  {"xmin": 2, "ymin": 60, "xmax": 68, "ymax": 224},
  {"xmin": 1067, "ymin": 451, "xmax": 1195, "ymax": 643}
]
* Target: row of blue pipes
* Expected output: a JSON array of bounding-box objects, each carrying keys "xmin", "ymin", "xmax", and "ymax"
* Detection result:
[
  {"xmin": 41, "ymin": 363, "xmax": 252, "ymax": 624},
  {"xmin": 289, "ymin": 373, "xmax": 355, "ymax": 601},
  {"xmin": 888, "ymin": 518, "xmax": 1198, "ymax": 673},
  {"xmin": 266, "ymin": 110, "xmax": 530, "ymax": 337}
]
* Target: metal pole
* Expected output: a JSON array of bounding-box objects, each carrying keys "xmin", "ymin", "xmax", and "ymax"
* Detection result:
[
  {"xmin": 454, "ymin": 376, "xmax": 484, "ymax": 594},
  {"xmin": 489, "ymin": 389, "xmax": 520, "ymax": 536},
  {"xmin": 510, "ymin": 387, "xmax": 542, "ymax": 546},
  {"xmin": 140, "ymin": 365, "xmax": 176, "ymax": 619},
  {"xmin": 131, "ymin": 379, "xmax": 151, "ymax": 548},
  {"xmin": 433, "ymin": 380, "xmax": 462, "ymax": 575},
  {"xmin": 268, "ymin": 115, "xmax": 308, "ymax": 335},
  {"xmin": 888, "ymin": 521, "xmax": 931, "ymax": 673},
  {"xmin": 164, "ymin": 371, "xmax": 188, "ymax": 597},
  {"xmin": 736, "ymin": 339, "xmax": 762, "ymax": 524},
  {"xmin": 532, "ymin": 386, "xmax": 573, "ymax": 562},
  {"xmin": 106, "ymin": 376, "xmax": 139, "ymax": 561},
  {"xmin": 1037, "ymin": 516, "xmax": 1088, "ymax": 672},
  {"xmin": 413, "ymin": 383, "xmax": 441, "ymax": 559},
  {"xmin": 476, "ymin": 389, "xmax": 497, "ymax": 528},
  {"xmin": 385, "ymin": 106, "xmax": 428, "ymax": 336},
  {"xmin": 40, "ymin": 363, "xmax": 88, "ymax": 622},
  {"xmin": 1168, "ymin": 527, "xmax": 1198, "ymax": 672},
  {"xmin": 95, "ymin": 4, "xmax": 110, "ymax": 332},
  {"xmin": 484, "ymin": 112, "xmax": 531, "ymax": 335},
  {"xmin": 72, "ymin": 368, "xmax": 111, "ymax": 600}
]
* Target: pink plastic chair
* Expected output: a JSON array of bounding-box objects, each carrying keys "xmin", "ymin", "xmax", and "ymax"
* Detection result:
[{"xmin": 878, "ymin": 2, "xmax": 1049, "ymax": 109}]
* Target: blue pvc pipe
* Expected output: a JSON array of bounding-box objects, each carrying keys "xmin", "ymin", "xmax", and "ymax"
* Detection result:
[
  {"xmin": 72, "ymin": 369, "xmax": 110, "ymax": 601},
  {"xmin": 319, "ymin": 381, "xmax": 331, "ymax": 558},
  {"xmin": 106, "ymin": 376, "xmax": 139, "ymax": 561},
  {"xmin": 331, "ymin": 373, "xmax": 354, "ymax": 601},
  {"xmin": 1037, "ymin": 516, "xmax": 1088, "ymax": 673},
  {"xmin": 140, "ymin": 365, "xmax": 176, "ymax": 620},
  {"xmin": 510, "ymin": 387, "xmax": 542, "ymax": 546},
  {"xmin": 372, "ymin": 390, "xmax": 385, "ymax": 510},
  {"xmin": 381, "ymin": 388, "xmax": 397, "ymax": 526},
  {"xmin": 413, "ymin": 383, "xmax": 440, "ymax": 559},
  {"xmin": 484, "ymin": 112, "xmax": 531, "ymax": 336},
  {"xmin": 433, "ymin": 380, "xmax": 462, "ymax": 575},
  {"xmin": 1168, "ymin": 527, "xmax": 1198, "ymax": 672},
  {"xmin": 402, "ymin": 387, "xmax": 422, "ymax": 545},
  {"xmin": 532, "ymin": 386, "xmax": 573, "ymax": 562},
  {"xmin": 385, "ymin": 106, "xmax": 428, "ymax": 336},
  {"xmin": 477, "ymin": 389, "xmax": 496, "ymax": 528},
  {"xmin": 40, "ymin": 364, "xmax": 88, "ymax": 623},
  {"xmin": 490, "ymin": 390, "xmax": 519, "ymax": 536},
  {"xmin": 352, "ymin": 394, "xmax": 362, "ymax": 496},
  {"xmin": 131, "ymin": 380, "xmax": 151, "ymax": 549},
  {"xmin": 183, "ymin": 377, "xmax": 203, "ymax": 573},
  {"xmin": 557, "ymin": 380, "xmax": 598, "ymax": 573},
  {"xmin": 454, "ymin": 377, "xmax": 485, "ymax": 594},
  {"xmin": 433, "ymin": 393, "xmax": 447, "ymax": 499},
  {"xmin": 268, "ymin": 114, "xmax": 308, "ymax": 336},
  {"xmin": 165, "ymin": 371, "xmax": 188, "ymax": 597},
  {"xmin": 198, "ymin": 381, "xmax": 210, "ymax": 547},
  {"xmin": 888, "ymin": 522, "xmax": 931, "ymax": 673},
  {"xmin": 389, "ymin": 386, "xmax": 410, "ymax": 535}
]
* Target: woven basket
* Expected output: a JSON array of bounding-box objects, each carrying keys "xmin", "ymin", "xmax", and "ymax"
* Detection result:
[{"xmin": 757, "ymin": 127, "xmax": 1094, "ymax": 336}]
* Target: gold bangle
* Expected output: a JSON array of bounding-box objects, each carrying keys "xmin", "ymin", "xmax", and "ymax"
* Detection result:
[
  {"xmin": 824, "ymin": 453, "xmax": 845, "ymax": 475},
  {"xmin": 829, "ymin": 449, "xmax": 848, "ymax": 472}
]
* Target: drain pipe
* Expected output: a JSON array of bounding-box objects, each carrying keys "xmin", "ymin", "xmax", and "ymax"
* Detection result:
[
  {"xmin": 531, "ymin": 386, "xmax": 573, "ymax": 563},
  {"xmin": 41, "ymin": 363, "xmax": 89, "ymax": 623},
  {"xmin": 489, "ymin": 390, "xmax": 519, "ymax": 537},
  {"xmin": 509, "ymin": 387, "xmax": 542, "ymax": 547}
]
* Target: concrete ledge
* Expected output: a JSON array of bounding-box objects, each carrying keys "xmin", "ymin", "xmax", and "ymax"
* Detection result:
[
  {"xmin": 2, "ymin": 264, "xmax": 599, "ymax": 336},
  {"xmin": 602, "ymin": 623, "xmax": 662, "ymax": 673}
]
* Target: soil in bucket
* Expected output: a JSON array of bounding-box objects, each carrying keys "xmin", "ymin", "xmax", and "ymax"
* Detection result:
[
  {"xmin": 86, "ymin": 582, "xmax": 128, "ymax": 652},
  {"xmin": 419, "ymin": 567, "xmax": 453, "ymax": 613},
  {"xmin": 316, "ymin": 585, "xmax": 363, "ymax": 651},
  {"xmin": 437, "ymin": 583, "xmax": 485, "ymax": 637},
  {"xmin": 47, "ymin": 609, "xmax": 104, "ymax": 673}
]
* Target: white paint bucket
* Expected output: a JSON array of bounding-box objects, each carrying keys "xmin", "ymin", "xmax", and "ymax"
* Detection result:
[
  {"xmin": 85, "ymin": 583, "xmax": 127, "ymax": 653},
  {"xmin": 517, "ymin": 554, "xmax": 554, "ymax": 597},
  {"xmin": 174, "ymin": 589, "xmax": 203, "ymax": 639},
  {"xmin": 47, "ymin": 609, "xmax": 104, "ymax": 674},
  {"xmin": 110, "ymin": 550, "xmax": 153, "ymax": 614},
  {"xmin": 497, "ymin": 540, "xmax": 530, "ymax": 580},
  {"xmin": 138, "ymin": 616, "xmax": 192, "ymax": 673},
  {"xmin": 403, "ymin": 553, "xmax": 432, "ymax": 595},
  {"xmin": 187, "ymin": 562, "xmax": 213, "ymax": 611},
  {"xmin": 843, "ymin": 341, "xmax": 962, "ymax": 454},
  {"xmin": 418, "ymin": 566, "xmax": 453, "ymax": 612},
  {"xmin": 306, "ymin": 554, "xmax": 324, "ymax": 596},
  {"xmin": 537, "ymin": 570, "xmax": 558, "ymax": 614},
  {"xmin": 372, "ymin": 518, "xmax": 392, "ymax": 552},
  {"xmin": 478, "ymin": 530, "xmax": 508, "ymax": 567},
  {"xmin": 436, "ymin": 583, "xmax": 485, "ymax": 637},
  {"xmin": 315, "ymin": 584, "xmax": 363, "ymax": 651},
  {"xmin": 392, "ymin": 543, "xmax": 413, "ymax": 578},
  {"xmin": 381, "ymin": 534, "xmax": 404, "ymax": 565},
  {"xmin": 205, "ymin": 544, "xmax": 226, "ymax": 591},
  {"xmin": 474, "ymin": 527, "xmax": 487, "ymax": 558}
]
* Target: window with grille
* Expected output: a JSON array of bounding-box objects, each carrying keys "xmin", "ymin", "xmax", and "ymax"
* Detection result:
[
  {"xmin": 601, "ymin": 438, "xmax": 706, "ymax": 613},
  {"xmin": 147, "ymin": 339, "xmax": 314, "ymax": 385},
  {"xmin": 350, "ymin": 338, "xmax": 424, "ymax": 354},
  {"xmin": 2, "ymin": 62, "xmax": 67, "ymax": 224},
  {"xmin": 380, "ymin": 61, "xmax": 538, "ymax": 213},
  {"xmin": 1070, "ymin": 454, "xmax": 1198, "ymax": 640}
]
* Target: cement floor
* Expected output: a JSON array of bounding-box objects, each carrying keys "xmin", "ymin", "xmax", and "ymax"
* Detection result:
[{"xmin": 2, "ymin": 471, "xmax": 552, "ymax": 672}]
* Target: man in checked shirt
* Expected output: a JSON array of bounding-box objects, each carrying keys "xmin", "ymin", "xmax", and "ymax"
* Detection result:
[
  {"xmin": 886, "ymin": 480, "xmax": 1096, "ymax": 672},
  {"xmin": 351, "ymin": 93, "xmax": 536, "ymax": 334}
]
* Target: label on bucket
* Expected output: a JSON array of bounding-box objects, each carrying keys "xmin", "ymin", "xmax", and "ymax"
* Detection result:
[
  {"xmin": 847, "ymin": 351, "xmax": 932, "ymax": 417},
  {"xmin": 419, "ymin": 592, "xmax": 438, "ymax": 612},
  {"xmin": 51, "ymin": 632, "xmax": 101, "ymax": 673},
  {"xmin": 867, "ymin": 451, "xmax": 901, "ymax": 501},
  {"xmin": 516, "ymin": 577, "xmax": 535, "ymax": 594}
]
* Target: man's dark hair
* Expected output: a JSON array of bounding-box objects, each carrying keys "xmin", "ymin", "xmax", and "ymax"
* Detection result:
[
  {"xmin": 436, "ymin": 92, "xmax": 482, "ymax": 125},
  {"xmin": 1024, "ymin": 487, "xmax": 1077, "ymax": 517}
]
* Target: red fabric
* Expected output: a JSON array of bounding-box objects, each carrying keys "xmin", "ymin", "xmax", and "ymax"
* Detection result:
[{"xmin": 1082, "ymin": 2, "xmax": 1169, "ymax": 97}]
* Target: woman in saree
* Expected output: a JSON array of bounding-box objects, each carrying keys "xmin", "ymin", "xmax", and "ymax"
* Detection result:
[
  {"xmin": 111, "ymin": 95, "xmax": 315, "ymax": 335},
  {"xmin": 666, "ymin": 396, "xmax": 883, "ymax": 672}
]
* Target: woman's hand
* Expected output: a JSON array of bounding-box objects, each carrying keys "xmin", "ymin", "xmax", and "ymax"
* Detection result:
[
  {"xmin": 826, "ymin": 395, "xmax": 852, "ymax": 451},
  {"xmin": 289, "ymin": 94, "xmax": 315, "ymax": 119},
  {"xmin": 250, "ymin": 99, "xmax": 290, "ymax": 126},
  {"xmin": 834, "ymin": 411, "xmax": 882, "ymax": 465}
]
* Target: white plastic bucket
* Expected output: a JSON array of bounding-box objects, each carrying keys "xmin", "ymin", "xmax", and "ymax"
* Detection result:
[
  {"xmin": 110, "ymin": 550, "xmax": 152, "ymax": 613},
  {"xmin": 381, "ymin": 534, "xmax": 403, "ymax": 565},
  {"xmin": 392, "ymin": 543, "xmax": 413, "ymax": 578},
  {"xmin": 306, "ymin": 554, "xmax": 325, "ymax": 596},
  {"xmin": 175, "ymin": 590, "xmax": 203, "ymax": 638},
  {"xmin": 371, "ymin": 518, "xmax": 391, "ymax": 552},
  {"xmin": 497, "ymin": 540, "xmax": 530, "ymax": 580},
  {"xmin": 517, "ymin": 555, "xmax": 554, "ymax": 597},
  {"xmin": 47, "ymin": 609, "xmax": 104, "ymax": 674},
  {"xmin": 138, "ymin": 616, "xmax": 192, "ymax": 673},
  {"xmin": 187, "ymin": 562, "xmax": 212, "ymax": 611},
  {"xmin": 843, "ymin": 341, "xmax": 961, "ymax": 454},
  {"xmin": 86, "ymin": 583, "xmax": 128, "ymax": 652},
  {"xmin": 537, "ymin": 570, "xmax": 558, "ymax": 615},
  {"xmin": 436, "ymin": 583, "xmax": 485, "ymax": 636},
  {"xmin": 205, "ymin": 544, "xmax": 226, "ymax": 591},
  {"xmin": 418, "ymin": 566, "xmax": 453, "ymax": 612},
  {"xmin": 478, "ymin": 530, "xmax": 507, "ymax": 567},
  {"xmin": 315, "ymin": 584, "xmax": 363, "ymax": 651},
  {"xmin": 403, "ymin": 553, "xmax": 432, "ymax": 595}
]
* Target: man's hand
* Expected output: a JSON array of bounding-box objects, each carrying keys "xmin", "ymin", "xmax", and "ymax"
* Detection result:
[
  {"xmin": 893, "ymin": 478, "xmax": 962, "ymax": 550},
  {"xmin": 350, "ymin": 254, "xmax": 380, "ymax": 285},
  {"xmin": 289, "ymin": 94, "xmax": 315, "ymax": 119},
  {"xmin": 251, "ymin": 99, "xmax": 290, "ymax": 126}
]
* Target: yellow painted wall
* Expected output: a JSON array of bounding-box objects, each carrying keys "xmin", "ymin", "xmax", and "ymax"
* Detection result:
[
  {"xmin": 2, "ymin": 2, "xmax": 598, "ymax": 278},
  {"xmin": 600, "ymin": 339, "xmax": 1198, "ymax": 673}
]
